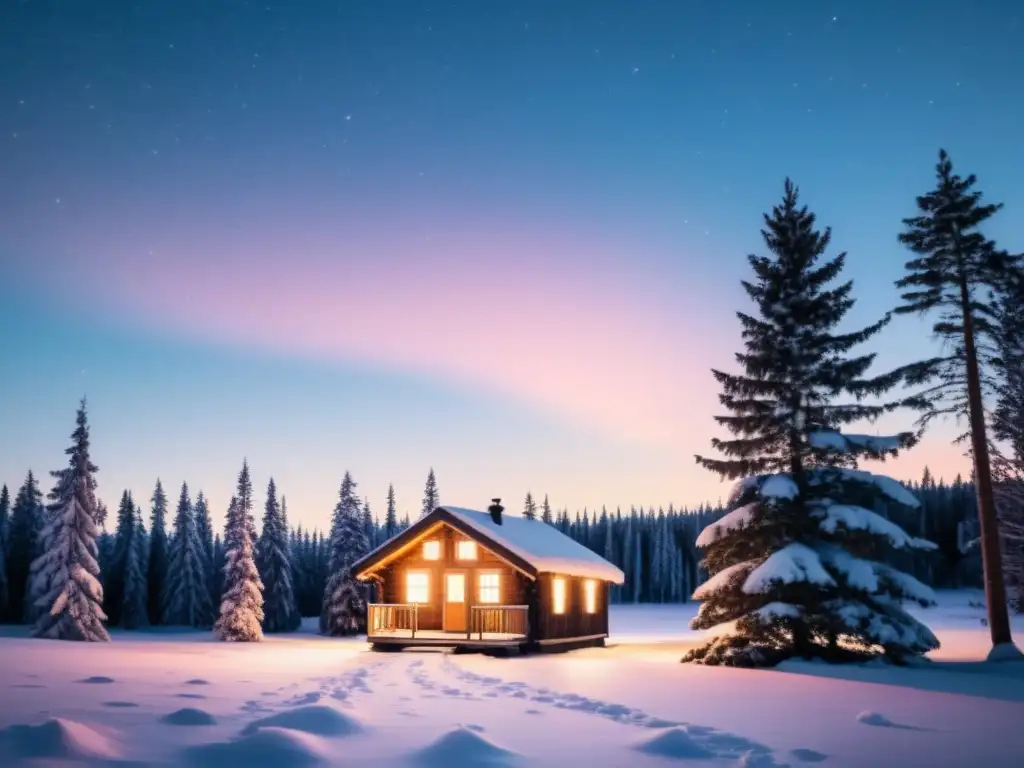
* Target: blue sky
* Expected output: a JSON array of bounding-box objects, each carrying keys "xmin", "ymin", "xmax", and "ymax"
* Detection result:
[{"xmin": 1, "ymin": 1, "xmax": 1021, "ymax": 530}]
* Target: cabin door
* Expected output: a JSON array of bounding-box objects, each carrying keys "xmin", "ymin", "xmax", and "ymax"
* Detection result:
[{"xmin": 443, "ymin": 572, "xmax": 467, "ymax": 632}]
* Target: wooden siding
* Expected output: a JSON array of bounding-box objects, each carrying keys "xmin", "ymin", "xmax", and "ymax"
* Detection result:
[
  {"xmin": 375, "ymin": 523, "xmax": 529, "ymax": 632},
  {"xmin": 533, "ymin": 574, "xmax": 609, "ymax": 641}
]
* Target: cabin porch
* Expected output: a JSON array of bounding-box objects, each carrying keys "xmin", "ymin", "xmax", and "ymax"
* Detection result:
[{"xmin": 367, "ymin": 603, "xmax": 529, "ymax": 651}]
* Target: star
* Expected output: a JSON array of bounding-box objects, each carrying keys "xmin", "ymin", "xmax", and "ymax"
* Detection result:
[
  {"xmin": 345, "ymin": 114, "xmax": 352, "ymax": 121},
  {"xmin": 631, "ymin": 66, "xmax": 640, "ymax": 74}
]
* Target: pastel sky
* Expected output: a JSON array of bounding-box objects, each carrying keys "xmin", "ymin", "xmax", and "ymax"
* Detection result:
[{"xmin": 1, "ymin": 1, "xmax": 1022, "ymax": 532}]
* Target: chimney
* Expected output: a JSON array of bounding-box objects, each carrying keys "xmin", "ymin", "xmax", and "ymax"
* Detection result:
[{"xmin": 488, "ymin": 498, "xmax": 504, "ymax": 525}]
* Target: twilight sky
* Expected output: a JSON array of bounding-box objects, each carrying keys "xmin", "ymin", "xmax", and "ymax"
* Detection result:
[{"xmin": 1, "ymin": 1, "xmax": 1022, "ymax": 532}]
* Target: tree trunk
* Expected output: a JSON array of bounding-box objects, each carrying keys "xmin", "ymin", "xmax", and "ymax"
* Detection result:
[{"xmin": 959, "ymin": 271, "xmax": 1017, "ymax": 652}]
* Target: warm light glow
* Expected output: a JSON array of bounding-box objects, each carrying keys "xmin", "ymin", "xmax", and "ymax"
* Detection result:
[
  {"xmin": 406, "ymin": 571, "xmax": 429, "ymax": 603},
  {"xmin": 585, "ymin": 579, "xmax": 597, "ymax": 614},
  {"xmin": 553, "ymin": 577, "xmax": 566, "ymax": 614},
  {"xmin": 478, "ymin": 572, "xmax": 500, "ymax": 604},
  {"xmin": 446, "ymin": 573, "xmax": 465, "ymax": 603},
  {"xmin": 422, "ymin": 540, "xmax": 441, "ymax": 560},
  {"xmin": 456, "ymin": 540, "xmax": 477, "ymax": 560}
]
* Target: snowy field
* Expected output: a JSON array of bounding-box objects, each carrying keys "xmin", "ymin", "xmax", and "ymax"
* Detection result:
[{"xmin": 1, "ymin": 591, "xmax": 1023, "ymax": 767}]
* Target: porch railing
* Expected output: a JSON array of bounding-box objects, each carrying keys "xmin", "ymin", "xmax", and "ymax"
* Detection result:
[
  {"xmin": 368, "ymin": 603, "xmax": 419, "ymax": 638},
  {"xmin": 470, "ymin": 604, "xmax": 529, "ymax": 640}
]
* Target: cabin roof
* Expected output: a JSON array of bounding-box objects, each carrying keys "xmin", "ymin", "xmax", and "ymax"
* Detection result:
[{"xmin": 352, "ymin": 505, "xmax": 626, "ymax": 584}]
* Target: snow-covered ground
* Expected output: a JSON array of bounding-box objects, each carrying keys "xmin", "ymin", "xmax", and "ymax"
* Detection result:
[{"xmin": 1, "ymin": 591, "xmax": 1022, "ymax": 766}]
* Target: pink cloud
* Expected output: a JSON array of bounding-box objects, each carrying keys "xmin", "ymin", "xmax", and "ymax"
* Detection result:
[{"xmin": 57, "ymin": 208, "xmax": 728, "ymax": 445}]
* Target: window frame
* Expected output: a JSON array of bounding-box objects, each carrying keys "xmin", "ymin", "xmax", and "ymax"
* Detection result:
[
  {"xmin": 455, "ymin": 539, "xmax": 478, "ymax": 561},
  {"xmin": 552, "ymin": 576, "xmax": 567, "ymax": 615},
  {"xmin": 421, "ymin": 539, "xmax": 441, "ymax": 561},
  {"xmin": 477, "ymin": 571, "xmax": 501, "ymax": 604},
  {"xmin": 584, "ymin": 579, "xmax": 598, "ymax": 614},
  {"xmin": 406, "ymin": 570, "xmax": 430, "ymax": 604}
]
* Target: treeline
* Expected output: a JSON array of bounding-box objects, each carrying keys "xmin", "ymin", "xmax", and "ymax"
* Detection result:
[{"xmin": 0, "ymin": 453, "xmax": 983, "ymax": 631}]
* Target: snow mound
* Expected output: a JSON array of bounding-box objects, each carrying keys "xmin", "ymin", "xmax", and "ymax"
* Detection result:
[
  {"xmin": 791, "ymin": 747, "xmax": 828, "ymax": 762},
  {"xmin": 185, "ymin": 678, "xmax": 211, "ymax": 685},
  {"xmin": 77, "ymin": 675, "xmax": 116, "ymax": 684},
  {"xmin": 411, "ymin": 725, "xmax": 520, "ymax": 766},
  {"xmin": 632, "ymin": 726, "xmax": 714, "ymax": 759},
  {"xmin": 241, "ymin": 705, "xmax": 364, "ymax": 737},
  {"xmin": 161, "ymin": 707, "xmax": 218, "ymax": 726},
  {"xmin": 0, "ymin": 718, "xmax": 121, "ymax": 761},
  {"xmin": 184, "ymin": 726, "xmax": 328, "ymax": 767}
]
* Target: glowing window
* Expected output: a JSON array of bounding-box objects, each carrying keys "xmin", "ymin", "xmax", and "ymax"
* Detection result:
[
  {"xmin": 478, "ymin": 573, "xmax": 500, "ymax": 604},
  {"xmin": 456, "ymin": 540, "xmax": 477, "ymax": 560},
  {"xmin": 446, "ymin": 573, "xmax": 465, "ymax": 603},
  {"xmin": 584, "ymin": 579, "xmax": 598, "ymax": 614},
  {"xmin": 422, "ymin": 540, "xmax": 441, "ymax": 560},
  {"xmin": 553, "ymin": 577, "xmax": 567, "ymax": 614},
  {"xmin": 406, "ymin": 571, "xmax": 429, "ymax": 603}
]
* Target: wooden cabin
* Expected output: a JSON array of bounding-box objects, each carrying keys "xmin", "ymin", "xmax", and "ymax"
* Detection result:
[{"xmin": 352, "ymin": 499, "xmax": 625, "ymax": 653}]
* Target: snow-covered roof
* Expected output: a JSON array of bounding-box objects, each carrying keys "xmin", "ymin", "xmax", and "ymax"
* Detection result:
[{"xmin": 440, "ymin": 506, "xmax": 626, "ymax": 584}]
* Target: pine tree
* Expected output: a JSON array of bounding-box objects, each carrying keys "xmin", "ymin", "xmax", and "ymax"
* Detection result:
[
  {"xmin": 164, "ymin": 482, "xmax": 212, "ymax": 627},
  {"xmin": 104, "ymin": 490, "xmax": 134, "ymax": 626},
  {"xmin": 258, "ymin": 479, "xmax": 299, "ymax": 632},
  {"xmin": 420, "ymin": 468, "xmax": 439, "ymax": 519},
  {"xmin": 280, "ymin": 497, "xmax": 302, "ymax": 627},
  {"xmin": 94, "ymin": 499, "xmax": 109, "ymax": 532},
  {"xmin": 215, "ymin": 495, "xmax": 264, "ymax": 641},
  {"xmin": 121, "ymin": 500, "xmax": 150, "ymax": 630},
  {"xmin": 147, "ymin": 480, "xmax": 169, "ymax": 625},
  {"xmin": 0, "ymin": 484, "xmax": 9, "ymax": 621},
  {"xmin": 193, "ymin": 491, "xmax": 216, "ymax": 613},
  {"xmin": 523, "ymin": 492, "xmax": 537, "ymax": 520},
  {"xmin": 685, "ymin": 181, "xmax": 938, "ymax": 667},
  {"xmin": 29, "ymin": 400, "xmax": 109, "ymax": 641},
  {"xmin": 895, "ymin": 150, "xmax": 1022, "ymax": 657},
  {"xmin": 211, "ymin": 532, "xmax": 227, "ymax": 607},
  {"xmin": 321, "ymin": 471, "xmax": 369, "ymax": 635},
  {"xmin": 384, "ymin": 484, "xmax": 398, "ymax": 539},
  {"xmin": 235, "ymin": 460, "xmax": 257, "ymax": 544},
  {"xmin": 541, "ymin": 494, "xmax": 553, "ymax": 524}
]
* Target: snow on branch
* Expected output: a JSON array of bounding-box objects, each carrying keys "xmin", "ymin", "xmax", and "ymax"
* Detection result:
[
  {"xmin": 693, "ymin": 561, "xmax": 757, "ymax": 600},
  {"xmin": 808, "ymin": 430, "xmax": 905, "ymax": 455},
  {"xmin": 695, "ymin": 502, "xmax": 758, "ymax": 548},
  {"xmin": 742, "ymin": 543, "xmax": 835, "ymax": 594},
  {"xmin": 810, "ymin": 467, "xmax": 920, "ymax": 508},
  {"xmin": 814, "ymin": 502, "xmax": 932, "ymax": 550}
]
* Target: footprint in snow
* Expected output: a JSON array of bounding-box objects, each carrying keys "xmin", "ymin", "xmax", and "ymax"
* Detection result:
[
  {"xmin": 102, "ymin": 701, "xmax": 139, "ymax": 708},
  {"xmin": 525, "ymin": 709, "xmax": 543, "ymax": 715},
  {"xmin": 184, "ymin": 678, "xmax": 210, "ymax": 685},
  {"xmin": 11, "ymin": 684, "xmax": 46, "ymax": 689},
  {"xmin": 77, "ymin": 676, "xmax": 116, "ymax": 684},
  {"xmin": 175, "ymin": 693, "xmax": 206, "ymax": 699},
  {"xmin": 856, "ymin": 711, "xmax": 931, "ymax": 731}
]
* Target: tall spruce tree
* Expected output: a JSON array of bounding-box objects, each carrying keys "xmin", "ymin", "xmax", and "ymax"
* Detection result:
[
  {"xmin": 164, "ymin": 482, "xmax": 211, "ymax": 627},
  {"xmin": 193, "ymin": 491, "xmax": 216, "ymax": 607},
  {"xmin": 8, "ymin": 472, "xmax": 45, "ymax": 623},
  {"xmin": 214, "ymin": 495, "xmax": 264, "ymax": 641},
  {"xmin": 104, "ymin": 490, "xmax": 134, "ymax": 626},
  {"xmin": 541, "ymin": 494, "xmax": 553, "ymax": 524},
  {"xmin": 523, "ymin": 492, "xmax": 537, "ymax": 520},
  {"xmin": 147, "ymin": 480, "xmax": 169, "ymax": 625},
  {"xmin": 420, "ymin": 468, "xmax": 439, "ymax": 519},
  {"xmin": 235, "ymin": 460, "xmax": 257, "ymax": 543},
  {"xmin": 385, "ymin": 483, "xmax": 398, "ymax": 539},
  {"xmin": 257, "ymin": 479, "xmax": 299, "ymax": 632},
  {"xmin": 896, "ymin": 150, "xmax": 1022, "ymax": 657},
  {"xmin": 29, "ymin": 400, "xmax": 109, "ymax": 641},
  {"xmin": 685, "ymin": 181, "xmax": 938, "ymax": 667},
  {"xmin": 212, "ymin": 531, "xmax": 227, "ymax": 607},
  {"xmin": 121, "ymin": 498, "xmax": 150, "ymax": 630},
  {"xmin": 0, "ymin": 484, "xmax": 9, "ymax": 621},
  {"xmin": 321, "ymin": 471, "xmax": 369, "ymax": 635}
]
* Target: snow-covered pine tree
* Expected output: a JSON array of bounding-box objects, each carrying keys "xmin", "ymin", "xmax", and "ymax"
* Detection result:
[
  {"xmin": 29, "ymin": 400, "xmax": 109, "ymax": 641},
  {"xmin": 164, "ymin": 482, "xmax": 212, "ymax": 627},
  {"xmin": 235, "ymin": 460, "xmax": 257, "ymax": 543},
  {"xmin": 420, "ymin": 468, "xmax": 439, "ymax": 519},
  {"xmin": 193, "ymin": 491, "xmax": 216, "ymax": 613},
  {"xmin": 896, "ymin": 150, "xmax": 1022, "ymax": 655},
  {"xmin": 362, "ymin": 498, "xmax": 375, "ymax": 550},
  {"xmin": 121, "ymin": 499, "xmax": 150, "ymax": 630},
  {"xmin": 147, "ymin": 479, "xmax": 169, "ymax": 625},
  {"xmin": 384, "ymin": 484, "xmax": 398, "ymax": 539},
  {"xmin": 541, "ymin": 494, "xmax": 552, "ymax": 524},
  {"xmin": 320, "ymin": 471, "xmax": 369, "ymax": 636},
  {"xmin": 685, "ymin": 180, "xmax": 939, "ymax": 667},
  {"xmin": 257, "ymin": 479, "xmax": 299, "ymax": 632},
  {"xmin": 214, "ymin": 495, "xmax": 264, "ymax": 641},
  {"xmin": 280, "ymin": 497, "xmax": 302, "ymax": 627},
  {"xmin": 211, "ymin": 531, "xmax": 226, "ymax": 607},
  {"xmin": 523, "ymin": 492, "xmax": 537, "ymax": 520}
]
